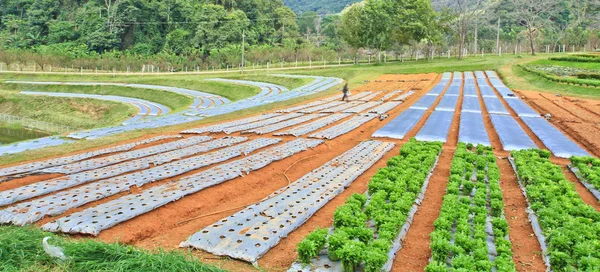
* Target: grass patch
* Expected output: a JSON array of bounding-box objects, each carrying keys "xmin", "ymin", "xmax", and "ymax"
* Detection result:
[
  {"xmin": 274, "ymin": 55, "xmax": 519, "ymax": 89},
  {"xmin": 0, "ymin": 74, "xmax": 262, "ymax": 102},
  {"xmin": 192, "ymin": 80, "xmax": 259, "ymax": 101},
  {"xmin": 0, "ymin": 226, "xmax": 224, "ymax": 272},
  {"xmin": 526, "ymin": 59, "xmax": 600, "ymax": 70},
  {"xmin": 0, "ymin": 83, "xmax": 192, "ymax": 112},
  {"xmin": 0, "ymin": 91, "xmax": 136, "ymax": 130},
  {"xmin": 219, "ymin": 74, "xmax": 314, "ymax": 89},
  {"xmin": 549, "ymin": 55, "xmax": 600, "ymax": 63}
]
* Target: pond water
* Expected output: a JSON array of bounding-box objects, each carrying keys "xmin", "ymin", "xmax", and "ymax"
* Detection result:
[{"xmin": 0, "ymin": 125, "xmax": 51, "ymax": 144}]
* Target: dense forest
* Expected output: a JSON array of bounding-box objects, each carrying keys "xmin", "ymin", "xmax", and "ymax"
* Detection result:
[
  {"xmin": 0, "ymin": 0, "xmax": 597, "ymax": 70},
  {"xmin": 0, "ymin": 0, "xmax": 300, "ymax": 54},
  {"xmin": 283, "ymin": 0, "xmax": 360, "ymax": 14}
]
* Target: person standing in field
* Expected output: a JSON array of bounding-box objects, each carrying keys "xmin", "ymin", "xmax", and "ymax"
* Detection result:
[{"xmin": 341, "ymin": 83, "xmax": 349, "ymax": 101}]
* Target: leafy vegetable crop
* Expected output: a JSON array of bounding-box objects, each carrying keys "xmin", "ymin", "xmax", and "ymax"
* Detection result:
[
  {"xmin": 519, "ymin": 65, "xmax": 600, "ymax": 87},
  {"xmin": 549, "ymin": 56, "xmax": 600, "ymax": 63},
  {"xmin": 296, "ymin": 139, "xmax": 442, "ymax": 271},
  {"xmin": 570, "ymin": 156, "xmax": 600, "ymax": 192},
  {"xmin": 512, "ymin": 149, "xmax": 600, "ymax": 271},
  {"xmin": 426, "ymin": 143, "xmax": 515, "ymax": 272}
]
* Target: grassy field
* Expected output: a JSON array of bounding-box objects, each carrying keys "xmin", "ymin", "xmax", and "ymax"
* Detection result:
[
  {"xmin": 0, "ymin": 91, "xmax": 136, "ymax": 129},
  {"xmin": 0, "ymin": 83, "xmax": 192, "ymax": 112},
  {"xmin": 220, "ymin": 74, "xmax": 314, "ymax": 89},
  {"xmin": 0, "ymin": 226, "xmax": 224, "ymax": 272},
  {"xmin": 525, "ymin": 58, "xmax": 600, "ymax": 70},
  {"xmin": 0, "ymin": 73, "xmax": 312, "ymax": 103}
]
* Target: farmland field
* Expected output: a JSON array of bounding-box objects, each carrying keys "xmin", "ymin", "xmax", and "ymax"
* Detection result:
[{"xmin": 0, "ymin": 55, "xmax": 599, "ymax": 272}]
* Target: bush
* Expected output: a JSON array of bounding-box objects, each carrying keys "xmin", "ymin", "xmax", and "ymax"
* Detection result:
[
  {"xmin": 549, "ymin": 56, "xmax": 600, "ymax": 63},
  {"xmin": 576, "ymin": 73, "xmax": 600, "ymax": 80}
]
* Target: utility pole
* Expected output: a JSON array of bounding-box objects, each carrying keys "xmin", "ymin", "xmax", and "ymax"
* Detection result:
[
  {"xmin": 474, "ymin": 18, "xmax": 478, "ymax": 56},
  {"xmin": 241, "ymin": 29, "xmax": 245, "ymax": 73},
  {"xmin": 496, "ymin": 17, "xmax": 500, "ymax": 55}
]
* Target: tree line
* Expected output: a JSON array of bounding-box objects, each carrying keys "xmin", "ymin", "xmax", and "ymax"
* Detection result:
[{"xmin": 0, "ymin": 0, "xmax": 598, "ymax": 71}]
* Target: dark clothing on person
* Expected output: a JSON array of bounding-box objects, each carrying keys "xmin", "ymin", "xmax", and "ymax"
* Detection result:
[{"xmin": 341, "ymin": 83, "xmax": 349, "ymax": 101}]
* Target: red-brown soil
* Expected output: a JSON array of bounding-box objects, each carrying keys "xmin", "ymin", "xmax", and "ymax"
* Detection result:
[
  {"xmin": 392, "ymin": 148, "xmax": 454, "ymax": 272},
  {"xmin": 0, "ymin": 73, "xmax": 437, "ymax": 272},
  {"xmin": 561, "ymin": 165, "xmax": 600, "ymax": 211},
  {"xmin": 515, "ymin": 90, "xmax": 600, "ymax": 157},
  {"xmin": 496, "ymin": 158, "xmax": 547, "ymax": 272}
]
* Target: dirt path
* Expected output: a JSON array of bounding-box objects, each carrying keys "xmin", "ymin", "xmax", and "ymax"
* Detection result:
[
  {"xmin": 496, "ymin": 158, "xmax": 547, "ymax": 272},
  {"xmin": 391, "ymin": 148, "xmax": 453, "ymax": 271}
]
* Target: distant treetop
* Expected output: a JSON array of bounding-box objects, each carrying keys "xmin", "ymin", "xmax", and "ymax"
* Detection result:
[{"xmin": 283, "ymin": 0, "xmax": 361, "ymax": 14}]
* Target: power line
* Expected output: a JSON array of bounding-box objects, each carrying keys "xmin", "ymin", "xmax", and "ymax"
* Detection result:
[{"xmin": 122, "ymin": 13, "xmax": 338, "ymax": 25}]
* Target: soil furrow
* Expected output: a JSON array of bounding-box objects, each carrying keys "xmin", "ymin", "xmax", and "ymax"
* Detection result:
[
  {"xmin": 391, "ymin": 147, "xmax": 453, "ymax": 271},
  {"xmin": 496, "ymin": 157, "xmax": 546, "ymax": 272}
]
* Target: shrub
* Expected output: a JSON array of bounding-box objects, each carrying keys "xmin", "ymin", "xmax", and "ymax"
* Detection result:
[{"xmin": 576, "ymin": 73, "xmax": 600, "ymax": 80}]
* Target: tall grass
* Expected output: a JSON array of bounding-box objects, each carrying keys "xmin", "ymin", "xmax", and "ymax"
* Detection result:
[
  {"xmin": 0, "ymin": 226, "xmax": 225, "ymax": 272},
  {"xmin": 0, "ymin": 92, "xmax": 137, "ymax": 129}
]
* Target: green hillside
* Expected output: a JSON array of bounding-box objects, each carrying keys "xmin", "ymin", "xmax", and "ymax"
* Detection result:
[{"xmin": 283, "ymin": 0, "xmax": 360, "ymax": 14}]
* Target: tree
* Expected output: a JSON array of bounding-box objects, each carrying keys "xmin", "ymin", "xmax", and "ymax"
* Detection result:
[
  {"xmin": 363, "ymin": 0, "xmax": 393, "ymax": 61},
  {"xmin": 392, "ymin": 0, "xmax": 439, "ymax": 58},
  {"xmin": 298, "ymin": 11, "xmax": 318, "ymax": 35},
  {"xmin": 511, "ymin": 0, "xmax": 559, "ymax": 55},
  {"xmin": 47, "ymin": 21, "xmax": 78, "ymax": 44},
  {"xmin": 273, "ymin": 6, "xmax": 299, "ymax": 43},
  {"xmin": 339, "ymin": 0, "xmax": 438, "ymax": 61},
  {"xmin": 193, "ymin": 5, "xmax": 250, "ymax": 54},
  {"xmin": 545, "ymin": 0, "xmax": 595, "ymax": 52},
  {"xmin": 339, "ymin": 2, "xmax": 366, "ymax": 50},
  {"xmin": 320, "ymin": 14, "xmax": 342, "ymax": 50},
  {"xmin": 445, "ymin": 0, "xmax": 486, "ymax": 60},
  {"xmin": 164, "ymin": 29, "xmax": 191, "ymax": 54}
]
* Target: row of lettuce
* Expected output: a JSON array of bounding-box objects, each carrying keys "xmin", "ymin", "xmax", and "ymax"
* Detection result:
[
  {"xmin": 426, "ymin": 144, "xmax": 515, "ymax": 271},
  {"xmin": 296, "ymin": 139, "xmax": 599, "ymax": 271},
  {"xmin": 570, "ymin": 156, "xmax": 600, "ymax": 191},
  {"xmin": 518, "ymin": 64, "xmax": 600, "ymax": 87},
  {"xmin": 549, "ymin": 54, "xmax": 600, "ymax": 63},
  {"xmin": 512, "ymin": 149, "xmax": 600, "ymax": 271},
  {"xmin": 297, "ymin": 139, "xmax": 442, "ymax": 271}
]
